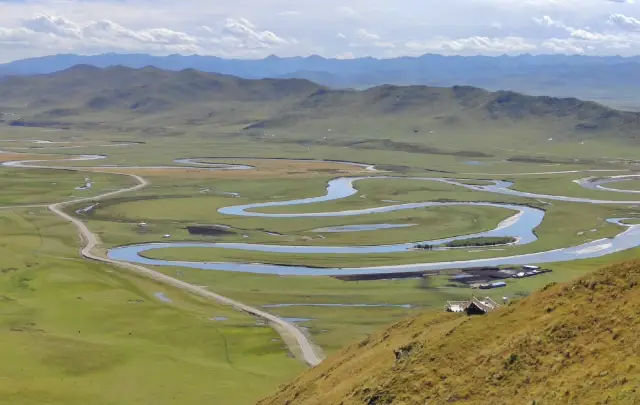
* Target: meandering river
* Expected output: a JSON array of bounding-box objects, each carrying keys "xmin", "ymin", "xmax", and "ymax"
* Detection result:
[
  {"xmin": 108, "ymin": 173, "xmax": 640, "ymax": 276},
  {"xmin": 4, "ymin": 150, "xmax": 639, "ymax": 276}
]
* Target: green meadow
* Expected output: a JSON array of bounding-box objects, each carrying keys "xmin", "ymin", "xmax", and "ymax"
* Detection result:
[
  {"xmin": 1, "ymin": 103, "xmax": 640, "ymax": 404},
  {"xmin": 0, "ymin": 206, "xmax": 303, "ymax": 405}
]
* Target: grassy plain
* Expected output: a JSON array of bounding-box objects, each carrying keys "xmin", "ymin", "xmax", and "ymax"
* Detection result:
[
  {"xmin": 0, "ymin": 168, "xmax": 135, "ymax": 205},
  {"xmin": 130, "ymin": 194, "xmax": 628, "ymax": 268},
  {"xmin": 0, "ymin": 207, "xmax": 303, "ymax": 404},
  {"xmin": 605, "ymin": 179, "xmax": 640, "ymax": 192},
  {"xmin": 2, "ymin": 66, "xmax": 640, "ymax": 404},
  {"xmin": 137, "ymin": 247, "xmax": 640, "ymax": 353},
  {"xmin": 1, "ymin": 121, "xmax": 640, "ymax": 400},
  {"xmin": 507, "ymin": 173, "xmax": 640, "ymax": 201}
]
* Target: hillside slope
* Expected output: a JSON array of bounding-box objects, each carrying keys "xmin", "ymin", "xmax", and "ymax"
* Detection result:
[
  {"xmin": 259, "ymin": 260, "xmax": 640, "ymax": 405},
  {"xmin": 0, "ymin": 65, "xmax": 324, "ymax": 125},
  {"xmin": 249, "ymin": 84, "xmax": 640, "ymax": 134},
  {"xmin": 1, "ymin": 66, "xmax": 639, "ymax": 147}
]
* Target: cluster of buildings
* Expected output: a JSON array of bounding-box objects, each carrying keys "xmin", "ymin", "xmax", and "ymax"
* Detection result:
[
  {"xmin": 442, "ymin": 265, "xmax": 552, "ymax": 315},
  {"xmin": 449, "ymin": 265, "xmax": 552, "ymax": 290}
]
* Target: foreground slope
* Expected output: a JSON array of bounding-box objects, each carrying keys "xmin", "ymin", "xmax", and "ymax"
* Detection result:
[{"xmin": 259, "ymin": 260, "xmax": 640, "ymax": 405}]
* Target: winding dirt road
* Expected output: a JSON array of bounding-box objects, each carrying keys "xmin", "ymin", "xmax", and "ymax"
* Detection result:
[{"xmin": 6, "ymin": 156, "xmax": 324, "ymax": 367}]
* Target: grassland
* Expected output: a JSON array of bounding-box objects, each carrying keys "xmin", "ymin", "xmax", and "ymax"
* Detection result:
[
  {"xmin": 605, "ymin": 179, "xmax": 640, "ymax": 192},
  {"xmin": 0, "ymin": 207, "xmax": 304, "ymax": 405},
  {"xmin": 0, "ymin": 168, "xmax": 135, "ymax": 206},
  {"xmin": 80, "ymin": 192, "xmax": 515, "ymax": 247},
  {"xmin": 127, "ymin": 195, "xmax": 627, "ymax": 269},
  {"xmin": 135, "ymin": 248, "xmax": 640, "ymax": 353},
  {"xmin": 2, "ymin": 79, "xmax": 640, "ymax": 405},
  {"xmin": 506, "ymin": 173, "xmax": 640, "ymax": 201},
  {"xmin": 0, "ymin": 127, "xmax": 636, "ymax": 351},
  {"xmin": 417, "ymin": 236, "xmax": 517, "ymax": 249}
]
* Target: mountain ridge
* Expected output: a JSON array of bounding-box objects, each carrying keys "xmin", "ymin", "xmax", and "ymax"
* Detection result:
[
  {"xmin": 2, "ymin": 65, "xmax": 638, "ymax": 147},
  {"xmin": 2, "ymin": 53, "xmax": 640, "ymax": 110}
]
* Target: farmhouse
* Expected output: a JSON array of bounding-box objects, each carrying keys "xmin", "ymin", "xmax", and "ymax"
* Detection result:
[{"xmin": 445, "ymin": 296, "xmax": 501, "ymax": 315}]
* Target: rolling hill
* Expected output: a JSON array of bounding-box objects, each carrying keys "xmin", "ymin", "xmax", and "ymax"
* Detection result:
[
  {"xmin": 258, "ymin": 259, "xmax": 640, "ymax": 405},
  {"xmin": 1, "ymin": 66, "xmax": 639, "ymax": 150},
  {"xmin": 0, "ymin": 65, "xmax": 323, "ymax": 115}
]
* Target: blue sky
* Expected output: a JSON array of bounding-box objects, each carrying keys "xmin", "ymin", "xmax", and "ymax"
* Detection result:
[{"xmin": 0, "ymin": 0, "xmax": 639, "ymax": 62}]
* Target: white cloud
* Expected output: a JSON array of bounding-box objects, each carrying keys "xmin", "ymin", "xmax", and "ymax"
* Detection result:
[
  {"xmin": 222, "ymin": 17, "xmax": 288, "ymax": 46},
  {"xmin": 608, "ymin": 13, "xmax": 640, "ymax": 31},
  {"xmin": 2, "ymin": 0, "xmax": 640, "ymax": 61},
  {"xmin": 533, "ymin": 15, "xmax": 566, "ymax": 28},
  {"xmin": 355, "ymin": 29, "xmax": 380, "ymax": 41},
  {"xmin": 338, "ymin": 6, "xmax": 357, "ymax": 16},
  {"xmin": 405, "ymin": 36, "xmax": 537, "ymax": 54},
  {"xmin": 534, "ymin": 12, "xmax": 640, "ymax": 50},
  {"xmin": 335, "ymin": 51, "xmax": 355, "ymax": 59},
  {"xmin": 541, "ymin": 38, "xmax": 585, "ymax": 53},
  {"xmin": 277, "ymin": 10, "xmax": 300, "ymax": 17},
  {"xmin": 0, "ymin": 14, "xmax": 290, "ymax": 59},
  {"xmin": 23, "ymin": 15, "xmax": 81, "ymax": 38}
]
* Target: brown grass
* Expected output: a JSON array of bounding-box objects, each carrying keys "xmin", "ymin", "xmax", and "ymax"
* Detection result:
[
  {"xmin": 0, "ymin": 153, "xmax": 66, "ymax": 162},
  {"xmin": 91, "ymin": 160, "xmax": 367, "ymax": 179},
  {"xmin": 259, "ymin": 260, "xmax": 640, "ymax": 405}
]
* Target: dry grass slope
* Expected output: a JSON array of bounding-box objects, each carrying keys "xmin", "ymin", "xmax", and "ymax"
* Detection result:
[{"xmin": 258, "ymin": 260, "xmax": 640, "ymax": 405}]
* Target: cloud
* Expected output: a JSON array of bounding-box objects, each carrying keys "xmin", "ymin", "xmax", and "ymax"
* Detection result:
[
  {"xmin": 530, "ymin": 11, "xmax": 640, "ymax": 56},
  {"xmin": 355, "ymin": 29, "xmax": 380, "ymax": 41},
  {"xmin": 541, "ymin": 38, "xmax": 585, "ymax": 53},
  {"xmin": 335, "ymin": 51, "xmax": 355, "ymax": 59},
  {"xmin": 23, "ymin": 15, "xmax": 81, "ymax": 38},
  {"xmin": 405, "ymin": 36, "xmax": 537, "ymax": 54},
  {"xmin": 338, "ymin": 6, "xmax": 357, "ymax": 16},
  {"xmin": 277, "ymin": 10, "xmax": 300, "ymax": 17},
  {"xmin": 608, "ymin": 13, "xmax": 640, "ymax": 31},
  {"xmin": 533, "ymin": 15, "xmax": 566, "ymax": 28},
  {"xmin": 2, "ymin": 0, "xmax": 640, "ymax": 61},
  {"xmin": 534, "ymin": 13, "xmax": 636, "ymax": 45},
  {"xmin": 0, "ymin": 14, "xmax": 290, "ymax": 58},
  {"xmin": 222, "ymin": 17, "xmax": 288, "ymax": 46}
]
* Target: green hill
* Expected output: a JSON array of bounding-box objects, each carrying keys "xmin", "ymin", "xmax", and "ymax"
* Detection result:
[
  {"xmin": 259, "ymin": 260, "xmax": 640, "ymax": 405},
  {"xmin": 248, "ymin": 84, "xmax": 639, "ymax": 136},
  {"xmin": 0, "ymin": 65, "xmax": 324, "ymax": 129},
  {"xmin": 2, "ymin": 66, "xmax": 639, "ymax": 150}
]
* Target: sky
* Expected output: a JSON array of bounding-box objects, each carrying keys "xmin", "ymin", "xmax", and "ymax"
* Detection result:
[{"xmin": 1, "ymin": 0, "xmax": 640, "ymax": 62}]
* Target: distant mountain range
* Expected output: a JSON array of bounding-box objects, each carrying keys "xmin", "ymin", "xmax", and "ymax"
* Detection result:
[{"xmin": 2, "ymin": 53, "xmax": 640, "ymax": 110}]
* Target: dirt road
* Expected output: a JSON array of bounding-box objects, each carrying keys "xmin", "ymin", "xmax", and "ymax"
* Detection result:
[{"xmin": 5, "ymin": 156, "xmax": 324, "ymax": 367}]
